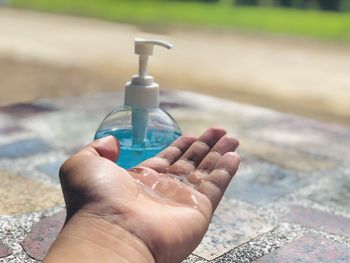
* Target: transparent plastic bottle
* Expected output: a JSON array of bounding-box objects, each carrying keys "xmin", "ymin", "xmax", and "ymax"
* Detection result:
[
  {"xmin": 95, "ymin": 106, "xmax": 181, "ymax": 169},
  {"xmin": 94, "ymin": 38, "xmax": 182, "ymax": 169}
]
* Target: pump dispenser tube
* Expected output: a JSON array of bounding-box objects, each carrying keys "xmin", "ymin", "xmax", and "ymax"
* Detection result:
[
  {"xmin": 132, "ymin": 108, "xmax": 148, "ymax": 147},
  {"xmin": 125, "ymin": 38, "xmax": 173, "ymax": 146}
]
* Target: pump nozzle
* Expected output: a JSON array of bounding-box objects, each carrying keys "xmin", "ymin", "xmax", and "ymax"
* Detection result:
[
  {"xmin": 134, "ymin": 38, "xmax": 173, "ymax": 78},
  {"xmin": 135, "ymin": 38, "xmax": 173, "ymax": 55},
  {"xmin": 125, "ymin": 38, "xmax": 173, "ymax": 109}
]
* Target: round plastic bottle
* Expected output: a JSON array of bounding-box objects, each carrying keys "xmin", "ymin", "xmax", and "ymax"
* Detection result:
[{"xmin": 94, "ymin": 38, "xmax": 182, "ymax": 169}]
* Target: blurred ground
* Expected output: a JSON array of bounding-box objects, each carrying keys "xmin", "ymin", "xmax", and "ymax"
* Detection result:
[
  {"xmin": 1, "ymin": 7, "xmax": 350, "ymax": 126},
  {"xmin": 1, "ymin": 90, "xmax": 350, "ymax": 262}
]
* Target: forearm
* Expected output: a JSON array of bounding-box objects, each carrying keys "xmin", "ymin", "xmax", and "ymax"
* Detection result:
[{"xmin": 44, "ymin": 211, "xmax": 155, "ymax": 263}]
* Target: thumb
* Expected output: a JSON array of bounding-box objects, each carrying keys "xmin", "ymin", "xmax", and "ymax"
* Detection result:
[{"xmin": 83, "ymin": 136, "xmax": 120, "ymax": 162}]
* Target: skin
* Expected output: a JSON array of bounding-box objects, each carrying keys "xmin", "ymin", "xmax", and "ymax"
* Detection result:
[{"xmin": 44, "ymin": 127, "xmax": 240, "ymax": 263}]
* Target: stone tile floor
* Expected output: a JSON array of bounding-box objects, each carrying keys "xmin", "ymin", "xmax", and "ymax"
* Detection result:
[{"xmin": 0, "ymin": 90, "xmax": 349, "ymax": 262}]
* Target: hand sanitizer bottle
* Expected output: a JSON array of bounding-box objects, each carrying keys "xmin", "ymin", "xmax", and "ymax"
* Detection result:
[{"xmin": 94, "ymin": 38, "xmax": 182, "ymax": 169}]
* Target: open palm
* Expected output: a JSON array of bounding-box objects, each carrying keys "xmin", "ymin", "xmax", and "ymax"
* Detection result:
[{"xmin": 59, "ymin": 128, "xmax": 239, "ymax": 263}]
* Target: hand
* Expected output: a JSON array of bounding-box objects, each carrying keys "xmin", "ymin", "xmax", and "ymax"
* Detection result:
[{"xmin": 45, "ymin": 128, "xmax": 240, "ymax": 263}]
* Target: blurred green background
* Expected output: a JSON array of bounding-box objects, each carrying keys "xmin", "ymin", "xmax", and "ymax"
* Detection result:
[{"xmin": 10, "ymin": 0, "xmax": 350, "ymax": 42}]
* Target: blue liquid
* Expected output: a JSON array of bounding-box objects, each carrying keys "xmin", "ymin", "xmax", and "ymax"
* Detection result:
[{"xmin": 94, "ymin": 129, "xmax": 181, "ymax": 169}]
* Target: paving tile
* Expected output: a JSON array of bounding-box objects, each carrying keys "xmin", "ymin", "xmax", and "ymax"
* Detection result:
[
  {"xmin": 0, "ymin": 103, "xmax": 57, "ymax": 118},
  {"xmin": 193, "ymin": 199, "xmax": 273, "ymax": 260},
  {"xmin": 283, "ymin": 206, "xmax": 350, "ymax": 238},
  {"xmin": 36, "ymin": 160, "xmax": 65, "ymax": 184},
  {"xmin": 0, "ymin": 241, "xmax": 12, "ymax": 258},
  {"xmin": 0, "ymin": 137, "xmax": 51, "ymax": 158},
  {"xmin": 254, "ymin": 233, "xmax": 350, "ymax": 263},
  {"xmin": 271, "ymin": 117, "xmax": 350, "ymax": 141},
  {"xmin": 159, "ymin": 101, "xmax": 192, "ymax": 110},
  {"xmin": 0, "ymin": 171, "xmax": 63, "ymax": 215},
  {"xmin": 307, "ymin": 176, "xmax": 350, "ymax": 213},
  {"xmin": 21, "ymin": 210, "xmax": 66, "ymax": 261},
  {"xmin": 240, "ymin": 139, "xmax": 336, "ymax": 172},
  {"xmin": 225, "ymin": 162, "xmax": 308, "ymax": 205},
  {"xmin": 252, "ymin": 117, "xmax": 350, "ymax": 163},
  {"xmin": 23, "ymin": 112, "xmax": 97, "ymax": 149},
  {"xmin": 51, "ymin": 91, "xmax": 123, "ymax": 115},
  {"xmin": 0, "ymin": 126, "xmax": 25, "ymax": 135},
  {"xmin": 183, "ymin": 254, "xmax": 205, "ymax": 263},
  {"xmin": 210, "ymin": 223, "xmax": 304, "ymax": 263}
]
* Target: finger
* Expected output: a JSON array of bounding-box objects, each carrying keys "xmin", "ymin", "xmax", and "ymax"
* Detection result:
[
  {"xmin": 166, "ymin": 127, "xmax": 227, "ymax": 175},
  {"xmin": 197, "ymin": 152, "xmax": 240, "ymax": 211},
  {"xmin": 187, "ymin": 135, "xmax": 239, "ymax": 186},
  {"xmin": 138, "ymin": 136, "xmax": 196, "ymax": 173},
  {"xmin": 187, "ymin": 136, "xmax": 238, "ymax": 186},
  {"xmin": 81, "ymin": 136, "xmax": 120, "ymax": 162},
  {"xmin": 197, "ymin": 136, "xmax": 239, "ymax": 173}
]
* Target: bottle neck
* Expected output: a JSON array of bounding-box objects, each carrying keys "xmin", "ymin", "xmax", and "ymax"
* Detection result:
[{"xmin": 124, "ymin": 80, "xmax": 159, "ymax": 109}]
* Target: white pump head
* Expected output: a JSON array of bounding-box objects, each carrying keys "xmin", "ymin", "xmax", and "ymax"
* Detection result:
[{"xmin": 124, "ymin": 38, "xmax": 173, "ymax": 109}]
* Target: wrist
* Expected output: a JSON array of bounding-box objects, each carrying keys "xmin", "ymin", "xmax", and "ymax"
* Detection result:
[{"xmin": 44, "ymin": 210, "xmax": 155, "ymax": 263}]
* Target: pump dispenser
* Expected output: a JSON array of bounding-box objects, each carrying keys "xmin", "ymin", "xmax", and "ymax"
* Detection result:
[{"xmin": 94, "ymin": 38, "xmax": 182, "ymax": 169}]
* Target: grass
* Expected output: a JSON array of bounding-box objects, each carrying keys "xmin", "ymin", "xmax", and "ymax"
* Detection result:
[{"xmin": 9, "ymin": 0, "xmax": 350, "ymax": 42}]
